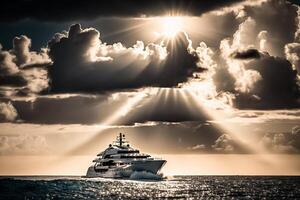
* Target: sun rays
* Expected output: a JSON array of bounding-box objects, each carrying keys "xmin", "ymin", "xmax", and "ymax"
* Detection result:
[
  {"xmin": 63, "ymin": 88, "xmax": 152, "ymax": 155},
  {"xmin": 63, "ymin": 86, "xmax": 273, "ymax": 157},
  {"xmin": 56, "ymin": 14, "xmax": 278, "ymax": 167}
]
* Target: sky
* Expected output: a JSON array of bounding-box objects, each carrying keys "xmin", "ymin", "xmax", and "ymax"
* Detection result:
[{"xmin": 1, "ymin": 0, "xmax": 300, "ymax": 175}]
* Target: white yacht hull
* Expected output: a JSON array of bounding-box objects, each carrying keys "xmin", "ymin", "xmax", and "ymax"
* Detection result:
[
  {"xmin": 86, "ymin": 167, "xmax": 124, "ymax": 178},
  {"xmin": 86, "ymin": 160, "xmax": 166, "ymax": 178}
]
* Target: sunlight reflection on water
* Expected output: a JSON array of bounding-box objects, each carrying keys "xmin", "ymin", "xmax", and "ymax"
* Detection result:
[{"xmin": 0, "ymin": 176, "xmax": 299, "ymax": 199}]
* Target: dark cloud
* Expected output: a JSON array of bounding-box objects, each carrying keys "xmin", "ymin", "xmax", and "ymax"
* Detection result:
[
  {"xmin": 238, "ymin": 52, "xmax": 300, "ymax": 109},
  {"xmin": 122, "ymin": 89, "xmax": 209, "ymax": 125},
  {"xmin": 48, "ymin": 24, "xmax": 203, "ymax": 93},
  {"xmin": 11, "ymin": 89, "xmax": 210, "ymax": 125},
  {"xmin": 214, "ymin": 49, "xmax": 300, "ymax": 109},
  {"xmin": 12, "ymin": 95, "xmax": 110, "ymax": 124},
  {"xmin": 0, "ymin": 74, "xmax": 27, "ymax": 87},
  {"xmin": 231, "ymin": 48, "xmax": 261, "ymax": 59},
  {"xmin": 0, "ymin": 0, "xmax": 243, "ymax": 22}
]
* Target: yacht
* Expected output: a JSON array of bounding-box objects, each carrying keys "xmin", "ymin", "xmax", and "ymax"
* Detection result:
[{"xmin": 86, "ymin": 133, "xmax": 166, "ymax": 178}]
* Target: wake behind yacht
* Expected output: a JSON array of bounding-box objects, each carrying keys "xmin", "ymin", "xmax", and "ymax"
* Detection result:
[{"xmin": 86, "ymin": 133, "xmax": 166, "ymax": 178}]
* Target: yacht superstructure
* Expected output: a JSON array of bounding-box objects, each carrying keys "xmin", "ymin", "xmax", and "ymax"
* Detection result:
[{"xmin": 86, "ymin": 133, "xmax": 166, "ymax": 178}]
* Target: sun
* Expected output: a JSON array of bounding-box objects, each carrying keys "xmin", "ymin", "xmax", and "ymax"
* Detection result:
[{"xmin": 161, "ymin": 16, "xmax": 184, "ymax": 38}]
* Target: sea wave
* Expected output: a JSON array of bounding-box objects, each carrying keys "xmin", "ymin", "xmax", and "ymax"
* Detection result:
[{"xmin": 129, "ymin": 171, "xmax": 164, "ymax": 180}]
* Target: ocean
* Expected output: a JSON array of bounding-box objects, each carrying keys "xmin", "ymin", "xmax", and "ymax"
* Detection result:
[{"xmin": 0, "ymin": 175, "xmax": 299, "ymax": 199}]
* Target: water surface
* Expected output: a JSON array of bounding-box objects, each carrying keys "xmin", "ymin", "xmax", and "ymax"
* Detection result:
[{"xmin": 0, "ymin": 176, "xmax": 299, "ymax": 199}]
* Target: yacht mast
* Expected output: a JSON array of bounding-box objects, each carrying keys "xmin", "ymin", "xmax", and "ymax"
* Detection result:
[{"xmin": 119, "ymin": 133, "xmax": 123, "ymax": 146}]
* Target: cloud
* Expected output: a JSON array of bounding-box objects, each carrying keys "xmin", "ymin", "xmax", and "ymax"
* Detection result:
[
  {"xmin": 228, "ymin": 51, "xmax": 299, "ymax": 109},
  {"xmin": 0, "ymin": 45, "xmax": 19, "ymax": 75},
  {"xmin": 1, "ymin": 0, "xmax": 300, "ymax": 113},
  {"xmin": 246, "ymin": 54, "xmax": 300, "ymax": 107},
  {"xmin": 10, "ymin": 88, "xmax": 211, "ymax": 125},
  {"xmin": 48, "ymin": 24, "xmax": 202, "ymax": 93},
  {"xmin": 12, "ymin": 35, "xmax": 31, "ymax": 66},
  {"xmin": 1, "ymin": 119, "xmax": 299, "ymax": 155},
  {"xmin": 225, "ymin": 51, "xmax": 299, "ymax": 109},
  {"xmin": 218, "ymin": 109, "xmax": 300, "ymax": 124},
  {"xmin": 0, "ymin": 135, "xmax": 49, "ymax": 155},
  {"xmin": 11, "ymin": 94, "xmax": 111, "ymax": 124},
  {"xmin": 231, "ymin": 48, "xmax": 261, "ymax": 59},
  {"xmin": 0, "ymin": 74, "xmax": 27, "ymax": 88},
  {"xmin": 197, "ymin": 0, "xmax": 300, "ymax": 110},
  {"xmin": 292, "ymin": 125, "xmax": 300, "ymax": 135},
  {"xmin": 245, "ymin": 0, "xmax": 298, "ymax": 56},
  {"xmin": 0, "ymin": 101, "xmax": 18, "ymax": 122},
  {"xmin": 291, "ymin": 126, "xmax": 300, "ymax": 150},
  {"xmin": 259, "ymin": 126, "xmax": 300, "ymax": 153},
  {"xmin": 203, "ymin": 8, "xmax": 300, "ymax": 109},
  {"xmin": 9, "ymin": 35, "xmax": 51, "ymax": 69},
  {"xmin": 211, "ymin": 134, "xmax": 235, "ymax": 152},
  {"xmin": 121, "ymin": 89, "xmax": 210, "ymax": 124},
  {"xmin": 0, "ymin": 36, "xmax": 51, "ymax": 97},
  {"xmin": 215, "ymin": 0, "xmax": 299, "ymax": 57},
  {"xmin": 258, "ymin": 30, "xmax": 269, "ymax": 52},
  {"xmin": 187, "ymin": 144, "xmax": 206, "ymax": 151},
  {"xmin": 0, "ymin": 0, "xmax": 243, "ymax": 22},
  {"xmin": 285, "ymin": 42, "xmax": 300, "ymax": 73}
]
